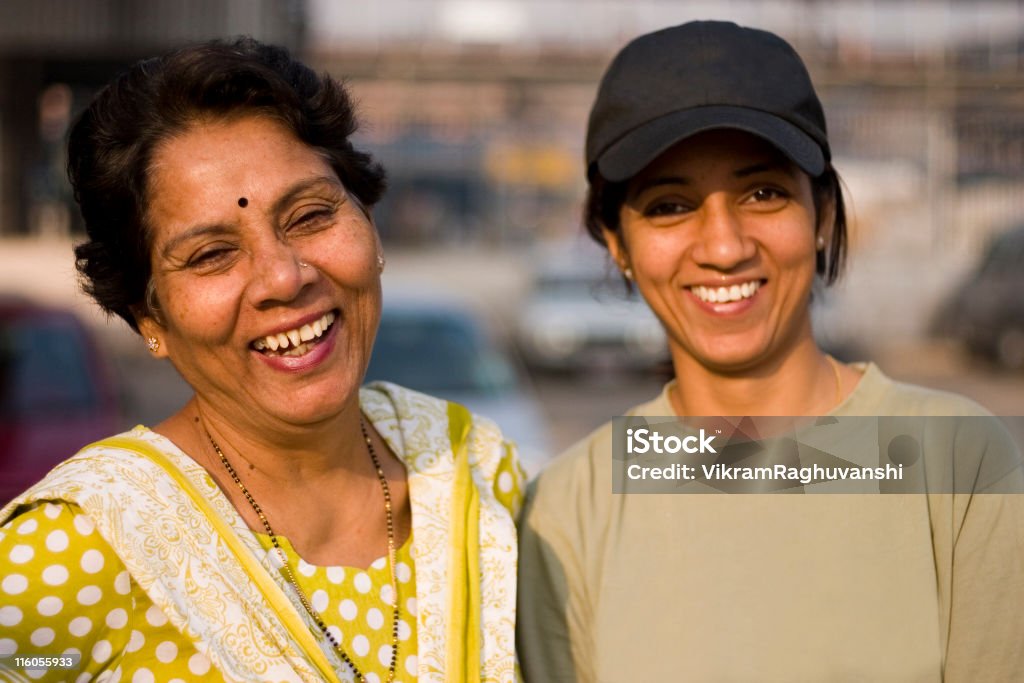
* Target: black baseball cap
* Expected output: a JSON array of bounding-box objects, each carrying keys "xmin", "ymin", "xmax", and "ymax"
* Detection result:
[{"xmin": 586, "ymin": 20, "xmax": 830, "ymax": 183}]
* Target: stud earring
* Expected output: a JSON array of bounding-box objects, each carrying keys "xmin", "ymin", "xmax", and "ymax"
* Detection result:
[
  {"xmin": 816, "ymin": 235, "xmax": 826, "ymax": 251},
  {"xmin": 146, "ymin": 337, "xmax": 160, "ymax": 352},
  {"xmin": 377, "ymin": 255, "xmax": 386, "ymax": 273},
  {"xmin": 623, "ymin": 267, "xmax": 634, "ymax": 281}
]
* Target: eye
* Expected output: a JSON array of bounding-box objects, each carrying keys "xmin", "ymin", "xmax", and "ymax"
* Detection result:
[
  {"xmin": 745, "ymin": 186, "xmax": 789, "ymax": 208},
  {"xmin": 642, "ymin": 199, "xmax": 694, "ymax": 220},
  {"xmin": 288, "ymin": 206, "xmax": 337, "ymax": 234},
  {"xmin": 186, "ymin": 244, "xmax": 237, "ymax": 270}
]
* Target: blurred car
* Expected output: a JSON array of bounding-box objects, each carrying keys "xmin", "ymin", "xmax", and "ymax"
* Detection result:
[
  {"xmin": 0, "ymin": 298, "xmax": 121, "ymax": 504},
  {"xmin": 931, "ymin": 225, "xmax": 1024, "ymax": 370},
  {"xmin": 515, "ymin": 248, "xmax": 667, "ymax": 373},
  {"xmin": 365, "ymin": 291, "xmax": 552, "ymax": 475}
]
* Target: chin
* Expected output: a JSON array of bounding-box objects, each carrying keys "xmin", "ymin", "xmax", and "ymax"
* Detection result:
[
  {"xmin": 266, "ymin": 385, "xmax": 356, "ymax": 426},
  {"xmin": 681, "ymin": 335, "xmax": 776, "ymax": 373}
]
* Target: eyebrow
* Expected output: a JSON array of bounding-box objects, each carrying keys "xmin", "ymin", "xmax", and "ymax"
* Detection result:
[
  {"xmin": 268, "ymin": 174, "xmax": 346, "ymax": 217},
  {"xmin": 629, "ymin": 160, "xmax": 796, "ymax": 199},
  {"xmin": 159, "ymin": 175, "xmax": 346, "ymax": 258},
  {"xmin": 160, "ymin": 223, "xmax": 232, "ymax": 259}
]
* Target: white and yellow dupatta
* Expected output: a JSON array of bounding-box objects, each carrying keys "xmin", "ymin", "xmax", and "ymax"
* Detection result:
[{"xmin": 0, "ymin": 382, "xmax": 519, "ymax": 683}]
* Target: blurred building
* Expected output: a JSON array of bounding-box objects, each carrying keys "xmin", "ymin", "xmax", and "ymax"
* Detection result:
[
  {"xmin": 1, "ymin": 1, "xmax": 1022, "ymax": 265},
  {"xmin": 0, "ymin": 0, "xmax": 305, "ymax": 238},
  {"xmin": 306, "ymin": 0, "xmax": 1024, "ymax": 256}
]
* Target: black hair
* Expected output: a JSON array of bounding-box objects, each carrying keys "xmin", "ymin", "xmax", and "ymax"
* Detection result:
[{"xmin": 68, "ymin": 37, "xmax": 387, "ymax": 332}]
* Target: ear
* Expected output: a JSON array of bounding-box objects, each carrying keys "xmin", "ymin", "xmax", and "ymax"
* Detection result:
[
  {"xmin": 815, "ymin": 183, "xmax": 837, "ymax": 248},
  {"xmin": 133, "ymin": 309, "xmax": 169, "ymax": 359},
  {"xmin": 602, "ymin": 226, "xmax": 631, "ymax": 277}
]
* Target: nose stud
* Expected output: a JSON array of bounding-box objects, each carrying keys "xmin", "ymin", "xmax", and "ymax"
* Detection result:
[{"xmin": 299, "ymin": 261, "xmax": 310, "ymax": 268}]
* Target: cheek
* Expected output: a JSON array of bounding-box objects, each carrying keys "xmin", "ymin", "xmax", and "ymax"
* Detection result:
[
  {"xmin": 627, "ymin": 232, "xmax": 686, "ymax": 281},
  {"xmin": 160, "ymin": 276, "xmax": 242, "ymax": 343},
  {"xmin": 778, "ymin": 230, "xmax": 819, "ymax": 274}
]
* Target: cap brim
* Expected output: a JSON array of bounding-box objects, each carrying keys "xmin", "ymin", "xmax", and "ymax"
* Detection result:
[{"xmin": 595, "ymin": 105, "xmax": 825, "ymax": 182}]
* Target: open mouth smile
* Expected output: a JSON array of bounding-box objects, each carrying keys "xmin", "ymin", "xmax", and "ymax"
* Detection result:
[
  {"xmin": 689, "ymin": 280, "xmax": 762, "ymax": 304},
  {"xmin": 251, "ymin": 311, "xmax": 337, "ymax": 357}
]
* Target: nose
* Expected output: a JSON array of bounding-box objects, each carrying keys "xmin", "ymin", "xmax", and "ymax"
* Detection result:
[
  {"xmin": 690, "ymin": 196, "xmax": 756, "ymax": 271},
  {"xmin": 247, "ymin": 237, "xmax": 315, "ymax": 307}
]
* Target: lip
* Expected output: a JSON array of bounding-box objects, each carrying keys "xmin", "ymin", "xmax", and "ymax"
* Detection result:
[
  {"xmin": 685, "ymin": 276, "xmax": 766, "ymax": 289},
  {"xmin": 685, "ymin": 278, "xmax": 766, "ymax": 315},
  {"xmin": 251, "ymin": 308, "xmax": 340, "ymax": 373},
  {"xmin": 251, "ymin": 308, "xmax": 338, "ymax": 344}
]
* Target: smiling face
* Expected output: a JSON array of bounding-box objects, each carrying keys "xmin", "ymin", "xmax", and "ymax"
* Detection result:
[
  {"xmin": 605, "ymin": 129, "xmax": 825, "ymax": 375},
  {"xmin": 137, "ymin": 115, "xmax": 381, "ymax": 430}
]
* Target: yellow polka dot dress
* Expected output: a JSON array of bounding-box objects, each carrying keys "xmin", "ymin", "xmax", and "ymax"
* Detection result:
[{"xmin": 0, "ymin": 501, "xmax": 419, "ymax": 682}]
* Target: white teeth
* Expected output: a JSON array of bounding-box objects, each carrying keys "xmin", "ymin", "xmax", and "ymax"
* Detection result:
[
  {"xmin": 690, "ymin": 281, "xmax": 761, "ymax": 304},
  {"xmin": 253, "ymin": 312, "xmax": 336, "ymax": 355}
]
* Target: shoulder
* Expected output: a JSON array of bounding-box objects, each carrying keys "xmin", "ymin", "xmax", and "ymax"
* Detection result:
[
  {"xmin": 0, "ymin": 428, "xmax": 167, "ymax": 524},
  {"xmin": 360, "ymin": 380, "xmax": 510, "ymax": 464},
  {"xmin": 0, "ymin": 500, "xmax": 133, "ymax": 636},
  {"xmin": 361, "ymin": 380, "xmax": 524, "ymax": 513},
  {"xmin": 841, "ymin": 365, "xmax": 1022, "ymax": 492},
  {"xmin": 839, "ymin": 363, "xmax": 994, "ymax": 417},
  {"xmin": 525, "ymin": 385, "xmax": 670, "ymax": 530}
]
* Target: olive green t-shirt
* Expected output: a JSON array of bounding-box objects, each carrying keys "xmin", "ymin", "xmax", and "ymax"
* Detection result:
[{"xmin": 517, "ymin": 364, "xmax": 1024, "ymax": 682}]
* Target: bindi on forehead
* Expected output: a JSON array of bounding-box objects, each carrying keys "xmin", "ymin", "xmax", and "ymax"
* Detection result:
[{"xmin": 237, "ymin": 197, "xmax": 248, "ymax": 208}]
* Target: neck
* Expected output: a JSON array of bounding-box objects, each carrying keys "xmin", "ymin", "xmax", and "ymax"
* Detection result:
[
  {"xmin": 155, "ymin": 391, "xmax": 411, "ymax": 567},
  {"xmin": 669, "ymin": 336, "xmax": 839, "ymax": 417},
  {"xmin": 160, "ymin": 393, "xmax": 368, "ymax": 486}
]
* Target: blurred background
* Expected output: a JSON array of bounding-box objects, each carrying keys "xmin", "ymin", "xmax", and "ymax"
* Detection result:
[{"xmin": 1, "ymin": 0, "xmax": 1023, "ymax": 491}]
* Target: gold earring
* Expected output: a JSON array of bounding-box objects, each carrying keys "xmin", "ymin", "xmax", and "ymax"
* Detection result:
[
  {"xmin": 377, "ymin": 255, "xmax": 386, "ymax": 272},
  {"xmin": 146, "ymin": 337, "xmax": 160, "ymax": 352}
]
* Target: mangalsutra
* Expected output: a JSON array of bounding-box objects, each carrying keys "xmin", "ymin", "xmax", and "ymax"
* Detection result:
[{"xmin": 203, "ymin": 417, "xmax": 401, "ymax": 683}]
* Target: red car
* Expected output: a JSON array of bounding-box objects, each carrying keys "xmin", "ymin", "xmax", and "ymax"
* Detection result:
[{"xmin": 0, "ymin": 298, "xmax": 121, "ymax": 504}]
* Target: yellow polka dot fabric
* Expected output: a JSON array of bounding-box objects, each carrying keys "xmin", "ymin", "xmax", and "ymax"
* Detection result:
[
  {"xmin": 254, "ymin": 533, "xmax": 418, "ymax": 681},
  {"xmin": 0, "ymin": 500, "xmax": 418, "ymax": 682}
]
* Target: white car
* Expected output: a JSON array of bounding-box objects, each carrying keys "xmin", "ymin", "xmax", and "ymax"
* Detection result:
[{"xmin": 516, "ymin": 252, "xmax": 667, "ymax": 373}]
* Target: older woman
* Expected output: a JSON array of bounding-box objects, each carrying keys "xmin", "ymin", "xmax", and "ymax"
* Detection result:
[
  {"xmin": 0, "ymin": 39, "xmax": 521, "ymax": 683},
  {"xmin": 517, "ymin": 21, "xmax": 1024, "ymax": 682}
]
